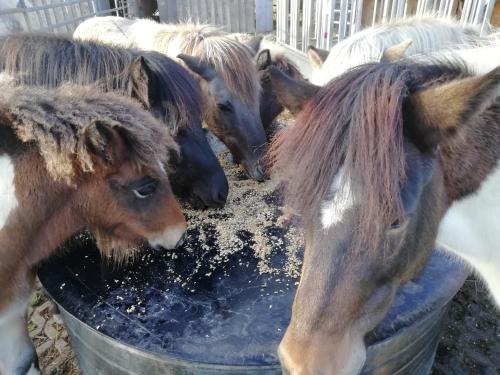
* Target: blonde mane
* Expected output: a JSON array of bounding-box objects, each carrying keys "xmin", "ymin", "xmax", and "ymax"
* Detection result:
[
  {"xmin": 152, "ymin": 22, "xmax": 261, "ymax": 104},
  {"xmin": 0, "ymin": 83, "xmax": 177, "ymax": 184}
]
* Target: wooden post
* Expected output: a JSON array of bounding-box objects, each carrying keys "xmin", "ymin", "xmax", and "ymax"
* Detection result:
[
  {"xmin": 245, "ymin": 0, "xmax": 256, "ymax": 33},
  {"xmin": 157, "ymin": 0, "xmax": 178, "ymax": 22},
  {"xmin": 256, "ymin": 0, "xmax": 272, "ymax": 32}
]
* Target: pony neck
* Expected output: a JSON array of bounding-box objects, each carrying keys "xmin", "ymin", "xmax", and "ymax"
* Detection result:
[{"xmin": 0, "ymin": 148, "xmax": 84, "ymax": 269}]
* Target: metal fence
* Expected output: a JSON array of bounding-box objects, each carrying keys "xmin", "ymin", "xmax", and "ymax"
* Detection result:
[
  {"xmin": 0, "ymin": 0, "xmax": 136, "ymax": 35},
  {"xmin": 277, "ymin": 0, "xmax": 497, "ymax": 53},
  {"xmin": 156, "ymin": 0, "xmax": 274, "ymax": 33}
]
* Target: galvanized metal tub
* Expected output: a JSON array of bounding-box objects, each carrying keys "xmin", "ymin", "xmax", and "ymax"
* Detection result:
[{"xmin": 38, "ymin": 234, "xmax": 467, "ymax": 375}]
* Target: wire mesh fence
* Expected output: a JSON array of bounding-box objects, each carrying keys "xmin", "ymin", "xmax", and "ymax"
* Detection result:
[{"xmin": 0, "ymin": 0, "xmax": 136, "ymax": 35}]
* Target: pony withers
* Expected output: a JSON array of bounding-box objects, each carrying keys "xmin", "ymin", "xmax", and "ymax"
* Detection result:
[
  {"xmin": 0, "ymin": 33, "xmax": 228, "ymax": 209},
  {"xmin": 74, "ymin": 17, "xmax": 268, "ymax": 181},
  {"xmin": 0, "ymin": 83, "xmax": 186, "ymax": 375},
  {"xmin": 267, "ymin": 58, "xmax": 500, "ymax": 374}
]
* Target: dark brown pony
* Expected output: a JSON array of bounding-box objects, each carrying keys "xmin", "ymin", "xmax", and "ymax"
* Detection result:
[
  {"xmin": 268, "ymin": 61, "xmax": 500, "ymax": 374},
  {"xmin": 255, "ymin": 49, "xmax": 305, "ymax": 135},
  {"xmin": 0, "ymin": 83, "xmax": 186, "ymax": 375},
  {"xmin": 0, "ymin": 33, "xmax": 228, "ymax": 209}
]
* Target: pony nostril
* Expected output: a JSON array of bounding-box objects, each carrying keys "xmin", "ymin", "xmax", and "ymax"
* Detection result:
[
  {"xmin": 218, "ymin": 191, "xmax": 227, "ymax": 203},
  {"xmin": 175, "ymin": 232, "xmax": 187, "ymax": 248},
  {"xmin": 253, "ymin": 165, "xmax": 266, "ymax": 181}
]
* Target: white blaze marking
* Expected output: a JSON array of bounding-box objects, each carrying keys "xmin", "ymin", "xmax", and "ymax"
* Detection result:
[
  {"xmin": 157, "ymin": 158, "xmax": 167, "ymax": 175},
  {"xmin": 27, "ymin": 363, "xmax": 41, "ymax": 375},
  {"xmin": 437, "ymin": 163, "xmax": 500, "ymax": 307},
  {"xmin": 0, "ymin": 155, "xmax": 18, "ymax": 231},
  {"xmin": 321, "ymin": 168, "xmax": 355, "ymax": 229},
  {"xmin": 148, "ymin": 224, "xmax": 187, "ymax": 250}
]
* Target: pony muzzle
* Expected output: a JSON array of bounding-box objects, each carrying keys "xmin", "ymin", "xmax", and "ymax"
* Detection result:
[
  {"xmin": 242, "ymin": 159, "xmax": 267, "ymax": 182},
  {"xmin": 278, "ymin": 330, "xmax": 366, "ymax": 375},
  {"xmin": 147, "ymin": 222, "xmax": 187, "ymax": 250}
]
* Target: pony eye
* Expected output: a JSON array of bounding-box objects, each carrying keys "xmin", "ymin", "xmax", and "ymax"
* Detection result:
[
  {"xmin": 217, "ymin": 102, "xmax": 232, "ymax": 112},
  {"xmin": 133, "ymin": 181, "xmax": 158, "ymax": 199},
  {"xmin": 390, "ymin": 219, "xmax": 402, "ymax": 230},
  {"xmin": 389, "ymin": 215, "xmax": 411, "ymax": 231}
]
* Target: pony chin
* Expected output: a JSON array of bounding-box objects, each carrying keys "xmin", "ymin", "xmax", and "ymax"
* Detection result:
[
  {"xmin": 279, "ymin": 329, "xmax": 366, "ymax": 375},
  {"xmin": 93, "ymin": 230, "xmax": 143, "ymax": 265}
]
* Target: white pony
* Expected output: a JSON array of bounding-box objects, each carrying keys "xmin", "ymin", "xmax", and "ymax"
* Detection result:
[{"xmin": 309, "ymin": 16, "xmax": 489, "ymax": 85}]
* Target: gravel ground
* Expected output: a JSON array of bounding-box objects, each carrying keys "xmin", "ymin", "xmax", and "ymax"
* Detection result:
[
  {"xmin": 28, "ymin": 280, "xmax": 79, "ymax": 375},
  {"xmin": 30, "ymin": 274, "xmax": 498, "ymax": 375},
  {"xmin": 431, "ymin": 276, "xmax": 500, "ymax": 375}
]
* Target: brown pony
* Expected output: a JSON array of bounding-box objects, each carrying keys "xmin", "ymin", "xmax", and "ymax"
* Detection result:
[
  {"xmin": 268, "ymin": 60, "xmax": 500, "ymax": 374},
  {"xmin": 227, "ymin": 33, "xmax": 306, "ymax": 133},
  {"xmin": 255, "ymin": 49, "xmax": 305, "ymax": 135},
  {"xmin": 0, "ymin": 83, "xmax": 186, "ymax": 375},
  {"xmin": 0, "ymin": 33, "xmax": 229, "ymax": 209}
]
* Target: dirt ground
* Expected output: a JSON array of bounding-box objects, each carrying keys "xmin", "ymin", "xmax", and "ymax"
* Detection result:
[
  {"xmin": 431, "ymin": 276, "xmax": 500, "ymax": 375},
  {"xmin": 30, "ymin": 274, "xmax": 498, "ymax": 375}
]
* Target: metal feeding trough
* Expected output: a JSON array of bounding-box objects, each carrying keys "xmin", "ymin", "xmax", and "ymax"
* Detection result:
[{"xmin": 38, "ymin": 232, "xmax": 468, "ymax": 375}]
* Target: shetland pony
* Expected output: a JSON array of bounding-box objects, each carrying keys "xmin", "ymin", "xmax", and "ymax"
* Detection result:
[
  {"xmin": 267, "ymin": 55, "xmax": 500, "ymax": 373},
  {"xmin": 255, "ymin": 49, "xmax": 305, "ymax": 134},
  {"xmin": 0, "ymin": 83, "xmax": 186, "ymax": 375},
  {"xmin": 308, "ymin": 16, "xmax": 485, "ymax": 85},
  {"xmin": 0, "ymin": 33, "xmax": 228, "ymax": 209},
  {"xmin": 74, "ymin": 17, "xmax": 267, "ymax": 181},
  {"xmin": 228, "ymin": 32, "xmax": 307, "ymax": 133}
]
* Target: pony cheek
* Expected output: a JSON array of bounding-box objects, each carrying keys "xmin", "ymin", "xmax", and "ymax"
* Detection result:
[
  {"xmin": 357, "ymin": 284, "xmax": 397, "ymax": 333},
  {"xmin": 111, "ymin": 222, "xmax": 147, "ymax": 242},
  {"xmin": 222, "ymin": 137, "xmax": 243, "ymax": 164}
]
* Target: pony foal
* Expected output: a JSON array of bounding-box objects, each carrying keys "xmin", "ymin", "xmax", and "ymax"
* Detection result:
[{"xmin": 0, "ymin": 84, "xmax": 186, "ymax": 375}]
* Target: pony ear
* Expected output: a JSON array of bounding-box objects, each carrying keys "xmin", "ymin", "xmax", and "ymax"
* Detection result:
[
  {"xmin": 246, "ymin": 35, "xmax": 263, "ymax": 56},
  {"xmin": 177, "ymin": 54, "xmax": 217, "ymax": 82},
  {"xmin": 256, "ymin": 49, "xmax": 272, "ymax": 70},
  {"xmin": 130, "ymin": 56, "xmax": 160, "ymax": 109},
  {"xmin": 407, "ymin": 66, "xmax": 500, "ymax": 151},
  {"xmin": 380, "ymin": 39, "xmax": 413, "ymax": 62},
  {"xmin": 84, "ymin": 120, "xmax": 127, "ymax": 166},
  {"xmin": 265, "ymin": 66, "xmax": 319, "ymax": 115},
  {"xmin": 307, "ymin": 46, "xmax": 329, "ymax": 69}
]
